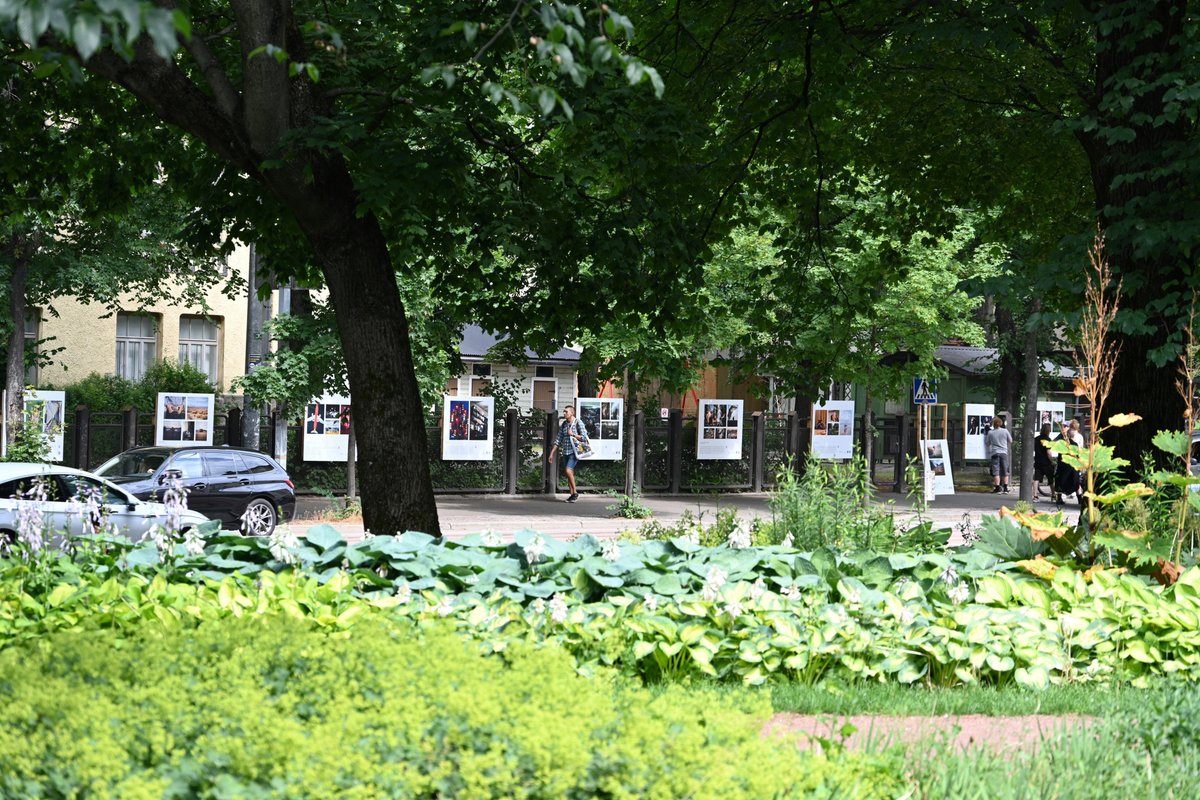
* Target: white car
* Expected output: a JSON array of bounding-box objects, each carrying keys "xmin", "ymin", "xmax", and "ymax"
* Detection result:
[{"xmin": 0, "ymin": 462, "xmax": 210, "ymax": 545}]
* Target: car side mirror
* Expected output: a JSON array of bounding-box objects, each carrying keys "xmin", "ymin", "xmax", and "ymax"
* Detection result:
[{"xmin": 159, "ymin": 468, "xmax": 183, "ymax": 485}]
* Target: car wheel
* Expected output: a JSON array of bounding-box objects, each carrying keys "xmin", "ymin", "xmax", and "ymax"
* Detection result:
[{"xmin": 242, "ymin": 498, "xmax": 278, "ymax": 536}]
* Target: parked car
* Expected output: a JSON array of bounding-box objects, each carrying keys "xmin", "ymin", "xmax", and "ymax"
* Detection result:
[
  {"xmin": 0, "ymin": 462, "xmax": 210, "ymax": 544},
  {"xmin": 94, "ymin": 446, "xmax": 295, "ymax": 536}
]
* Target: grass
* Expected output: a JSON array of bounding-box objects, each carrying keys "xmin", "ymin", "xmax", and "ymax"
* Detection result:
[{"xmin": 769, "ymin": 681, "xmax": 1154, "ymax": 717}]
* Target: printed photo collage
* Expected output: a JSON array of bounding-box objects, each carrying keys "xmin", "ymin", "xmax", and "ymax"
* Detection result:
[
  {"xmin": 161, "ymin": 394, "xmax": 211, "ymax": 443},
  {"xmin": 812, "ymin": 408, "xmax": 851, "ymax": 437},
  {"xmin": 580, "ymin": 400, "xmax": 622, "ymax": 441},
  {"xmin": 966, "ymin": 414, "xmax": 993, "ymax": 437},
  {"xmin": 306, "ymin": 402, "xmax": 352, "ymax": 436},
  {"xmin": 925, "ymin": 441, "xmax": 947, "ymax": 477},
  {"xmin": 701, "ymin": 402, "xmax": 741, "ymax": 440},
  {"xmin": 1039, "ymin": 409, "xmax": 1066, "ymax": 426},
  {"xmin": 448, "ymin": 399, "xmax": 491, "ymax": 441}
]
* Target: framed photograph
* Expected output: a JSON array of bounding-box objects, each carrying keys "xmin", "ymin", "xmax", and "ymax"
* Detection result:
[
  {"xmin": 156, "ymin": 392, "xmax": 214, "ymax": 447},
  {"xmin": 921, "ymin": 438, "xmax": 956, "ymax": 495},
  {"xmin": 1036, "ymin": 401, "xmax": 1066, "ymax": 428},
  {"xmin": 1, "ymin": 390, "xmax": 67, "ymax": 462},
  {"xmin": 810, "ymin": 400, "xmax": 855, "ymax": 460},
  {"xmin": 963, "ymin": 403, "xmax": 995, "ymax": 461},
  {"xmin": 576, "ymin": 398, "xmax": 624, "ymax": 460},
  {"xmin": 697, "ymin": 399, "xmax": 743, "ymax": 460},
  {"xmin": 303, "ymin": 394, "xmax": 352, "ymax": 462},
  {"xmin": 442, "ymin": 396, "xmax": 494, "ymax": 460}
]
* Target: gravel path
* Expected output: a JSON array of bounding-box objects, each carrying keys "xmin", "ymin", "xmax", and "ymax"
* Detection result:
[{"xmin": 765, "ymin": 713, "xmax": 1097, "ymax": 751}]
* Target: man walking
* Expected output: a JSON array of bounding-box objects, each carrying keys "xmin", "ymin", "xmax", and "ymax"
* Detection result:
[
  {"xmin": 987, "ymin": 415, "xmax": 1014, "ymax": 494},
  {"xmin": 547, "ymin": 405, "xmax": 588, "ymax": 502}
]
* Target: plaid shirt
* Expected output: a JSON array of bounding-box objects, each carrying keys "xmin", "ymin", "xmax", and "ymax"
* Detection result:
[{"xmin": 556, "ymin": 417, "xmax": 588, "ymax": 455}]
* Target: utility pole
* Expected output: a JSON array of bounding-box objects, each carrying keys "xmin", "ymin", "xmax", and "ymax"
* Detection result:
[
  {"xmin": 272, "ymin": 281, "xmax": 292, "ymax": 468},
  {"xmin": 243, "ymin": 243, "xmax": 272, "ymax": 449}
]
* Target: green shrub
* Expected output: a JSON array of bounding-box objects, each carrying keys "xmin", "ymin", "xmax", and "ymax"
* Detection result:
[
  {"xmin": 0, "ymin": 617, "xmax": 905, "ymax": 799},
  {"xmin": 764, "ymin": 456, "xmax": 895, "ymax": 550},
  {"xmin": 49, "ymin": 360, "xmax": 217, "ymax": 414}
]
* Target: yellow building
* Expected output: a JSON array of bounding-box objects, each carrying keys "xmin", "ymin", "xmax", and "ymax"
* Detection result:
[{"xmin": 27, "ymin": 244, "xmax": 258, "ymax": 392}]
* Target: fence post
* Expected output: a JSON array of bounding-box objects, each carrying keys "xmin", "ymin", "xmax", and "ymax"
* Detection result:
[
  {"xmin": 633, "ymin": 410, "xmax": 645, "ymax": 492},
  {"xmin": 120, "ymin": 406, "xmax": 138, "ymax": 452},
  {"xmin": 544, "ymin": 413, "xmax": 559, "ymax": 496},
  {"xmin": 750, "ymin": 412, "xmax": 765, "ymax": 492},
  {"xmin": 667, "ymin": 408, "xmax": 683, "ymax": 494},
  {"xmin": 504, "ymin": 407, "xmax": 520, "ymax": 495},
  {"xmin": 226, "ymin": 408, "xmax": 244, "ymax": 446},
  {"xmin": 894, "ymin": 413, "xmax": 909, "ymax": 494},
  {"xmin": 73, "ymin": 405, "xmax": 91, "ymax": 470}
]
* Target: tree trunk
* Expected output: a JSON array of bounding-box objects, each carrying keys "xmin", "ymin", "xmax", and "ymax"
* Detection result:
[
  {"xmin": 576, "ymin": 346, "xmax": 600, "ymax": 398},
  {"xmin": 311, "ymin": 214, "xmax": 440, "ymax": 536},
  {"xmin": 1019, "ymin": 298, "xmax": 1041, "ymax": 502},
  {"xmin": 994, "ymin": 304, "xmax": 1022, "ymax": 417},
  {"xmin": 624, "ymin": 369, "xmax": 638, "ymax": 496},
  {"xmin": 1079, "ymin": 0, "xmax": 1191, "ymax": 464},
  {"xmin": 4, "ymin": 234, "xmax": 29, "ymax": 450}
]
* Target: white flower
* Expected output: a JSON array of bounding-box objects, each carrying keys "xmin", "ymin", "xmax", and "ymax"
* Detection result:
[
  {"xmin": 948, "ymin": 581, "xmax": 970, "ymax": 605},
  {"xmin": 680, "ymin": 529, "xmax": 699, "ymax": 546},
  {"xmin": 899, "ymin": 606, "xmax": 916, "ymax": 626},
  {"xmin": 465, "ymin": 574, "xmax": 480, "ymax": 585},
  {"xmin": 939, "ymin": 564, "xmax": 959, "ymax": 586},
  {"xmin": 162, "ymin": 477, "xmax": 188, "ymax": 534},
  {"xmin": 268, "ymin": 524, "xmax": 299, "ymax": 564},
  {"xmin": 842, "ymin": 584, "xmax": 862, "ymax": 606},
  {"xmin": 145, "ymin": 523, "xmax": 175, "ymax": 556},
  {"xmin": 783, "ymin": 585, "xmax": 801, "ymax": 600},
  {"xmin": 642, "ymin": 593, "xmax": 658, "ymax": 612},
  {"xmin": 15, "ymin": 478, "xmax": 49, "ymax": 553},
  {"xmin": 721, "ymin": 599, "xmax": 744, "ymax": 619},
  {"xmin": 531, "ymin": 598, "xmax": 546, "ymax": 615},
  {"xmin": 601, "ymin": 538, "xmax": 621, "ymax": 562},
  {"xmin": 749, "ymin": 577, "xmax": 767, "ymax": 602},
  {"xmin": 727, "ymin": 521, "xmax": 751, "ymax": 550},
  {"xmin": 481, "ymin": 529, "xmax": 505, "ymax": 546},
  {"xmin": 548, "ymin": 593, "xmax": 569, "ymax": 623},
  {"xmin": 182, "ymin": 527, "xmax": 205, "ymax": 556},
  {"xmin": 701, "ymin": 566, "xmax": 727, "ymax": 602},
  {"xmin": 395, "ymin": 581, "xmax": 412, "ymax": 603},
  {"xmin": 434, "ymin": 596, "xmax": 455, "ymax": 617},
  {"xmin": 780, "ymin": 533, "xmax": 795, "ymax": 548},
  {"xmin": 524, "ymin": 534, "xmax": 546, "ymax": 565}
]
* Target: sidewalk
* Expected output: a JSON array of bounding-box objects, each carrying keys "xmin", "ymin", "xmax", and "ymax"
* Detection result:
[{"xmin": 294, "ymin": 488, "xmax": 1074, "ymax": 545}]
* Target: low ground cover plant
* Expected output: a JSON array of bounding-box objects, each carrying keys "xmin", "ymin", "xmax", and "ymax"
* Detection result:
[{"xmin": 0, "ymin": 616, "xmax": 904, "ymax": 799}]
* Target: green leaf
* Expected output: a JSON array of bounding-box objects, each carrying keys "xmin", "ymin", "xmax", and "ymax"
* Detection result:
[
  {"xmin": 974, "ymin": 515, "xmax": 1047, "ymax": 562},
  {"xmin": 304, "ymin": 524, "xmax": 345, "ymax": 551},
  {"xmin": 1153, "ymin": 429, "xmax": 1192, "ymax": 459},
  {"xmin": 72, "ymin": 15, "xmax": 101, "ymax": 61}
]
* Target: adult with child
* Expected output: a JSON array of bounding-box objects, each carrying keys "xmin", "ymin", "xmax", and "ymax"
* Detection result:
[
  {"xmin": 1032, "ymin": 422, "xmax": 1057, "ymax": 499},
  {"xmin": 1053, "ymin": 420, "xmax": 1085, "ymax": 505},
  {"xmin": 986, "ymin": 415, "xmax": 1014, "ymax": 494}
]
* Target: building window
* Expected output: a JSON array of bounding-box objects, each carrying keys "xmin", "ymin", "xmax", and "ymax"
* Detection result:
[
  {"xmin": 472, "ymin": 363, "xmax": 492, "ymax": 377},
  {"xmin": 179, "ymin": 315, "xmax": 221, "ymax": 384},
  {"xmin": 535, "ymin": 365, "xmax": 554, "ymax": 378},
  {"xmin": 24, "ymin": 309, "xmax": 40, "ymax": 385},
  {"xmin": 115, "ymin": 312, "xmax": 159, "ymax": 380}
]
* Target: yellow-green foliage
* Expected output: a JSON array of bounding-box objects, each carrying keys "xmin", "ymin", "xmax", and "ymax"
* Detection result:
[{"xmin": 0, "ymin": 617, "xmax": 904, "ymax": 799}]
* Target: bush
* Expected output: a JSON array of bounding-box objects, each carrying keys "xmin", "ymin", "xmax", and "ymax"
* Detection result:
[
  {"xmin": 762, "ymin": 456, "xmax": 895, "ymax": 550},
  {"xmin": 49, "ymin": 360, "xmax": 217, "ymax": 414},
  {"xmin": 0, "ymin": 617, "xmax": 904, "ymax": 799}
]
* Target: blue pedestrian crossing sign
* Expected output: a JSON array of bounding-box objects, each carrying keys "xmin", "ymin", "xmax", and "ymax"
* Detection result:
[{"xmin": 913, "ymin": 377, "xmax": 937, "ymax": 405}]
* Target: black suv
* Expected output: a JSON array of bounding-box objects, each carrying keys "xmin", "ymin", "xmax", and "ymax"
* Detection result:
[{"xmin": 94, "ymin": 446, "xmax": 295, "ymax": 536}]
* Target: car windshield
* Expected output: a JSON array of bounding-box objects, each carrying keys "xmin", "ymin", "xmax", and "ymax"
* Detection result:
[{"xmin": 94, "ymin": 451, "xmax": 167, "ymax": 478}]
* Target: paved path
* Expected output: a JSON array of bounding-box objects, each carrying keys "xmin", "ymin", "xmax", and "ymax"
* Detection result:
[{"xmin": 294, "ymin": 488, "xmax": 1077, "ymax": 545}]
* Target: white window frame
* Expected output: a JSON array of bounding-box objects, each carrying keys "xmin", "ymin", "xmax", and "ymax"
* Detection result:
[
  {"xmin": 115, "ymin": 312, "xmax": 159, "ymax": 381},
  {"xmin": 178, "ymin": 315, "xmax": 221, "ymax": 385}
]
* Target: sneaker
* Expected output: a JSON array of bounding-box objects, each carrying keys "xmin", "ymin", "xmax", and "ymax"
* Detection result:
[
  {"xmin": 567, "ymin": 493, "xmax": 579, "ymax": 503},
  {"xmin": 991, "ymin": 486, "xmax": 1001, "ymax": 494}
]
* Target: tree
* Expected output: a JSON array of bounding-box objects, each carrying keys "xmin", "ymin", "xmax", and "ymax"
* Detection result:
[{"xmin": 1, "ymin": 1, "xmax": 668, "ymax": 534}]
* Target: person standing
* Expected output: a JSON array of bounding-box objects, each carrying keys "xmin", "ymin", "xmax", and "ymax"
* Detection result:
[
  {"xmin": 1032, "ymin": 422, "xmax": 1056, "ymax": 499},
  {"xmin": 986, "ymin": 415, "xmax": 1014, "ymax": 494},
  {"xmin": 547, "ymin": 405, "xmax": 589, "ymax": 503}
]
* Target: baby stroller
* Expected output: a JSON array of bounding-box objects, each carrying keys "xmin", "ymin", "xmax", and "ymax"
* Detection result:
[{"xmin": 1054, "ymin": 460, "xmax": 1082, "ymax": 506}]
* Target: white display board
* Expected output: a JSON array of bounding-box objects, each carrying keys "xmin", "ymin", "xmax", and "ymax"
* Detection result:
[
  {"xmin": 577, "ymin": 397, "xmax": 623, "ymax": 460},
  {"xmin": 810, "ymin": 400, "xmax": 855, "ymax": 460},
  {"xmin": 696, "ymin": 399, "xmax": 744, "ymax": 460},
  {"xmin": 921, "ymin": 438, "xmax": 956, "ymax": 495},
  {"xmin": 0, "ymin": 390, "xmax": 66, "ymax": 462},
  {"xmin": 963, "ymin": 403, "xmax": 995, "ymax": 461},
  {"xmin": 155, "ymin": 392, "xmax": 215, "ymax": 447},
  {"xmin": 303, "ymin": 394, "xmax": 352, "ymax": 461},
  {"xmin": 442, "ymin": 396, "xmax": 494, "ymax": 460},
  {"xmin": 1036, "ymin": 400, "xmax": 1067, "ymax": 428}
]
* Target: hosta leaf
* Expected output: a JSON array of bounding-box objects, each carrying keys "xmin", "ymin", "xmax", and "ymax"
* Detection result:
[
  {"xmin": 1016, "ymin": 557, "xmax": 1058, "ymax": 580},
  {"xmin": 1014, "ymin": 665, "xmax": 1050, "ymax": 690},
  {"xmin": 304, "ymin": 525, "xmax": 344, "ymax": 551}
]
